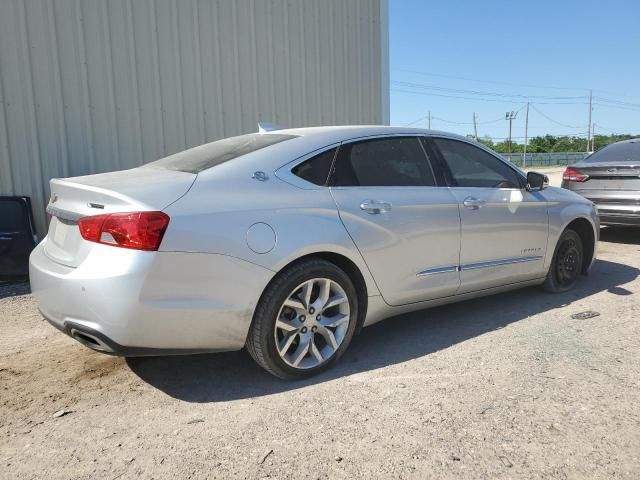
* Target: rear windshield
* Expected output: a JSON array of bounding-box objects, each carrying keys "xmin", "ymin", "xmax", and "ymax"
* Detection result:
[
  {"xmin": 584, "ymin": 140, "xmax": 640, "ymax": 163},
  {"xmin": 146, "ymin": 133, "xmax": 297, "ymax": 173}
]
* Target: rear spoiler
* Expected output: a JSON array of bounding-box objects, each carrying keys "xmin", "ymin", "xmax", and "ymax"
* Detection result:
[{"xmin": 257, "ymin": 121, "xmax": 283, "ymax": 133}]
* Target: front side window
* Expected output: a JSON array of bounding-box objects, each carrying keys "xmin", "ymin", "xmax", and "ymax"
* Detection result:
[
  {"xmin": 330, "ymin": 137, "xmax": 435, "ymax": 187},
  {"xmin": 433, "ymin": 138, "xmax": 522, "ymax": 188},
  {"xmin": 292, "ymin": 148, "xmax": 337, "ymax": 185},
  {"xmin": 147, "ymin": 133, "xmax": 297, "ymax": 174}
]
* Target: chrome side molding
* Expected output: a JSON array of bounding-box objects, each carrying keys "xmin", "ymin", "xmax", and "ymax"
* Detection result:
[
  {"xmin": 460, "ymin": 256, "xmax": 543, "ymax": 271},
  {"xmin": 417, "ymin": 265, "xmax": 459, "ymax": 276},
  {"xmin": 417, "ymin": 256, "xmax": 543, "ymax": 277}
]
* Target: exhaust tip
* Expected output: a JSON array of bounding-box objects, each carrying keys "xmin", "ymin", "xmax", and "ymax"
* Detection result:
[{"xmin": 70, "ymin": 329, "xmax": 114, "ymax": 353}]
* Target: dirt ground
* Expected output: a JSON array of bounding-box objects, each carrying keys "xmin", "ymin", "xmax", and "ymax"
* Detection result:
[{"xmin": 2, "ymin": 220, "xmax": 640, "ymax": 477}]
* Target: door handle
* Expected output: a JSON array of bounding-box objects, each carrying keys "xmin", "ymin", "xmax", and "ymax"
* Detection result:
[
  {"xmin": 360, "ymin": 200, "xmax": 392, "ymax": 214},
  {"xmin": 462, "ymin": 196, "xmax": 486, "ymax": 209}
]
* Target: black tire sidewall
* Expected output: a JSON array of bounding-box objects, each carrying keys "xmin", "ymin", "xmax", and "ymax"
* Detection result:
[
  {"xmin": 546, "ymin": 229, "xmax": 583, "ymax": 292},
  {"xmin": 253, "ymin": 260, "xmax": 359, "ymax": 379}
]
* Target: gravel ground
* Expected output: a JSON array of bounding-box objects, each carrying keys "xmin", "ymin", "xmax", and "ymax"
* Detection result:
[{"xmin": 2, "ymin": 229, "xmax": 640, "ymax": 479}]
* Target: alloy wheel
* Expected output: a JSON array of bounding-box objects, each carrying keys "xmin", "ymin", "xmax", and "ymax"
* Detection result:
[{"xmin": 274, "ymin": 278, "xmax": 351, "ymax": 369}]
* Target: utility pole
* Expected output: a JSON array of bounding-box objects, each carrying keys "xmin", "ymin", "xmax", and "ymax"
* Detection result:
[
  {"xmin": 428, "ymin": 111, "xmax": 431, "ymax": 130},
  {"xmin": 587, "ymin": 89, "xmax": 593, "ymax": 153},
  {"xmin": 523, "ymin": 102, "xmax": 529, "ymax": 169},
  {"xmin": 472, "ymin": 112, "xmax": 478, "ymax": 140},
  {"xmin": 505, "ymin": 111, "xmax": 518, "ymax": 162}
]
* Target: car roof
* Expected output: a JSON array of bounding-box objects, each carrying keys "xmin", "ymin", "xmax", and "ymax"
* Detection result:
[
  {"xmin": 610, "ymin": 137, "xmax": 640, "ymax": 145},
  {"xmin": 272, "ymin": 125, "xmax": 470, "ymax": 144},
  {"xmin": 188, "ymin": 125, "xmax": 494, "ymax": 179}
]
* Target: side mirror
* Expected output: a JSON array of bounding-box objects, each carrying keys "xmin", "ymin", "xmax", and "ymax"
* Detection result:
[{"xmin": 526, "ymin": 171, "xmax": 549, "ymax": 191}]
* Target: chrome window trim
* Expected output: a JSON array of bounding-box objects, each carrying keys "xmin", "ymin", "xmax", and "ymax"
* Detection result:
[{"xmin": 274, "ymin": 143, "xmax": 341, "ymax": 190}]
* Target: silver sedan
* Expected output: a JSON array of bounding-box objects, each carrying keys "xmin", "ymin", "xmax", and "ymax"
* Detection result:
[{"xmin": 30, "ymin": 126, "xmax": 599, "ymax": 379}]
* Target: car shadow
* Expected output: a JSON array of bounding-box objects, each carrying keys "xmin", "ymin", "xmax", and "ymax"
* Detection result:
[
  {"xmin": 127, "ymin": 257, "xmax": 638, "ymax": 403},
  {"xmin": 600, "ymin": 226, "xmax": 640, "ymax": 245},
  {"xmin": 0, "ymin": 281, "xmax": 31, "ymax": 300}
]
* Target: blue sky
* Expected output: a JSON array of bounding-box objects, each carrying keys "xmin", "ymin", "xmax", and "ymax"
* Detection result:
[{"xmin": 389, "ymin": 0, "xmax": 640, "ymax": 142}]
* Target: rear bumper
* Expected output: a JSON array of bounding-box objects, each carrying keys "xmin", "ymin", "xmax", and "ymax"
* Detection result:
[
  {"xmin": 597, "ymin": 212, "xmax": 640, "ymax": 226},
  {"xmin": 29, "ymin": 240, "xmax": 274, "ymax": 355},
  {"xmin": 42, "ymin": 314, "xmax": 221, "ymax": 356},
  {"xmin": 564, "ymin": 189, "xmax": 640, "ymax": 227},
  {"xmin": 595, "ymin": 204, "xmax": 640, "ymax": 226}
]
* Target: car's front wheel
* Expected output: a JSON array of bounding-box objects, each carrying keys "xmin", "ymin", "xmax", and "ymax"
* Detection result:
[
  {"xmin": 246, "ymin": 259, "xmax": 359, "ymax": 379},
  {"xmin": 543, "ymin": 228, "xmax": 584, "ymax": 293}
]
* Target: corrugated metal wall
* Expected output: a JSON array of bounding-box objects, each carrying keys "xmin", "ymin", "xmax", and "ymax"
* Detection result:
[{"xmin": 0, "ymin": 0, "xmax": 389, "ymax": 238}]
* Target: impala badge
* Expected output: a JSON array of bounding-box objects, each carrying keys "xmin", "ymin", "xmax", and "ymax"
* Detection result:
[{"xmin": 50, "ymin": 193, "xmax": 58, "ymax": 204}]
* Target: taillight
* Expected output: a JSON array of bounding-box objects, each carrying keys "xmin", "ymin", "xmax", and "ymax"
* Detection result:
[
  {"xmin": 78, "ymin": 211, "xmax": 170, "ymax": 251},
  {"xmin": 562, "ymin": 168, "xmax": 589, "ymax": 183}
]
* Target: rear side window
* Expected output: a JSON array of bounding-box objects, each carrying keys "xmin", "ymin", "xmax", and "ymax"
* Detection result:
[
  {"xmin": 292, "ymin": 148, "xmax": 337, "ymax": 185},
  {"xmin": 433, "ymin": 138, "xmax": 522, "ymax": 188},
  {"xmin": 147, "ymin": 133, "xmax": 297, "ymax": 173},
  {"xmin": 330, "ymin": 137, "xmax": 435, "ymax": 187},
  {"xmin": 585, "ymin": 140, "xmax": 640, "ymax": 163}
]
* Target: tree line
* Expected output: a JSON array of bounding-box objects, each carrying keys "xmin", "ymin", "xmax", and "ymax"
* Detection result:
[{"xmin": 475, "ymin": 133, "xmax": 638, "ymax": 154}]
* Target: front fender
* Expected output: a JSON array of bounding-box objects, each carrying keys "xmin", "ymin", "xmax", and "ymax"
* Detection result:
[{"xmin": 546, "ymin": 198, "xmax": 599, "ymax": 273}]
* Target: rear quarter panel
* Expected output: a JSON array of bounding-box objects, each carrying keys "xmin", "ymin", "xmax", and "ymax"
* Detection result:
[{"xmin": 160, "ymin": 168, "xmax": 380, "ymax": 297}]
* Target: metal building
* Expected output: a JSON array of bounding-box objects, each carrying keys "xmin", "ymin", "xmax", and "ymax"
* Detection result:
[{"xmin": 0, "ymin": 0, "xmax": 389, "ymax": 237}]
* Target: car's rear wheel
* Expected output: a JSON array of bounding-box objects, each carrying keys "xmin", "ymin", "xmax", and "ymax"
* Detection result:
[
  {"xmin": 246, "ymin": 259, "xmax": 358, "ymax": 379},
  {"xmin": 543, "ymin": 228, "xmax": 584, "ymax": 293}
]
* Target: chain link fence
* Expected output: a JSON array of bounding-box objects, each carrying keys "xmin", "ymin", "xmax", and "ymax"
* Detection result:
[{"xmin": 502, "ymin": 152, "xmax": 588, "ymax": 167}]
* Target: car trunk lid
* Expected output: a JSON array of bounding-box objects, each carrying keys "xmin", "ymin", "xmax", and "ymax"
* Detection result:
[
  {"xmin": 570, "ymin": 162, "xmax": 640, "ymax": 191},
  {"xmin": 44, "ymin": 166, "xmax": 195, "ymax": 267}
]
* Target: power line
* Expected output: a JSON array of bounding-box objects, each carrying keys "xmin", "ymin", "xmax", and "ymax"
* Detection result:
[
  {"xmin": 392, "ymin": 88, "xmax": 588, "ymax": 106},
  {"xmin": 594, "ymin": 96, "xmax": 640, "ymax": 108},
  {"xmin": 392, "ymin": 68, "xmax": 588, "ymax": 92},
  {"xmin": 392, "ymin": 80, "xmax": 586, "ymax": 101},
  {"xmin": 393, "ymin": 68, "xmax": 640, "ymax": 102},
  {"xmin": 431, "ymin": 115, "xmax": 504, "ymax": 125},
  {"xmin": 530, "ymin": 104, "xmax": 585, "ymax": 129},
  {"xmin": 401, "ymin": 115, "xmax": 428, "ymax": 127},
  {"xmin": 593, "ymin": 123, "xmax": 618, "ymax": 134},
  {"xmin": 593, "ymin": 89, "xmax": 640, "ymax": 102},
  {"xmin": 592, "ymin": 102, "xmax": 640, "ymax": 113}
]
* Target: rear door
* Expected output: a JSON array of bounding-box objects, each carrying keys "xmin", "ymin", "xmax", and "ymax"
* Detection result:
[
  {"xmin": 329, "ymin": 136, "xmax": 461, "ymax": 306},
  {"xmin": 0, "ymin": 196, "xmax": 37, "ymax": 279},
  {"xmin": 429, "ymin": 137, "xmax": 549, "ymax": 294}
]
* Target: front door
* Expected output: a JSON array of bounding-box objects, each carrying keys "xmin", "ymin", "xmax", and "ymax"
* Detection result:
[
  {"xmin": 329, "ymin": 136, "xmax": 461, "ymax": 306},
  {"xmin": 429, "ymin": 137, "xmax": 549, "ymax": 294}
]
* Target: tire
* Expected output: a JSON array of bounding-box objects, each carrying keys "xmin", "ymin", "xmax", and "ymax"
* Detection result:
[
  {"xmin": 543, "ymin": 228, "xmax": 584, "ymax": 293},
  {"xmin": 246, "ymin": 258, "xmax": 359, "ymax": 379}
]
